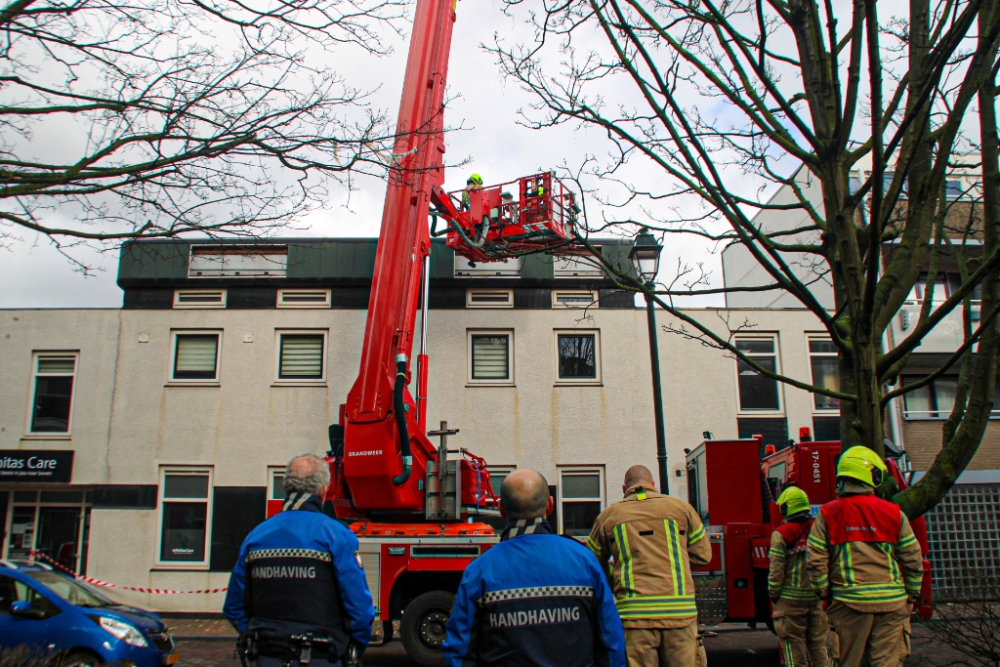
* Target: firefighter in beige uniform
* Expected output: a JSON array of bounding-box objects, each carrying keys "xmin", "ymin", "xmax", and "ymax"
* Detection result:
[
  {"xmin": 806, "ymin": 447, "xmax": 923, "ymax": 667},
  {"xmin": 588, "ymin": 466, "xmax": 712, "ymax": 667},
  {"xmin": 768, "ymin": 486, "xmax": 830, "ymax": 667}
]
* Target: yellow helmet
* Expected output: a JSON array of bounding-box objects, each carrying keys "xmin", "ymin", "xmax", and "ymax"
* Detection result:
[
  {"xmin": 776, "ymin": 486, "xmax": 811, "ymax": 517},
  {"xmin": 468, "ymin": 173, "xmax": 483, "ymax": 185},
  {"xmin": 837, "ymin": 446, "xmax": 887, "ymax": 487}
]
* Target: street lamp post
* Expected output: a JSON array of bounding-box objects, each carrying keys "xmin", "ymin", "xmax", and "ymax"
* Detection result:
[{"xmin": 629, "ymin": 231, "xmax": 668, "ymax": 493}]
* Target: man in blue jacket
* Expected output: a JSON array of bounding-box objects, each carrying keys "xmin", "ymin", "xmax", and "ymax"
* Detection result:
[
  {"xmin": 224, "ymin": 454, "xmax": 374, "ymax": 666},
  {"xmin": 443, "ymin": 468, "xmax": 626, "ymax": 667}
]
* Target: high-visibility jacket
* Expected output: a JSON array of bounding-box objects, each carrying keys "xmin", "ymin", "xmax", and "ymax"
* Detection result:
[
  {"xmin": 768, "ymin": 517, "xmax": 819, "ymax": 605},
  {"xmin": 588, "ymin": 484, "xmax": 712, "ymax": 628},
  {"xmin": 806, "ymin": 482, "xmax": 923, "ymax": 613}
]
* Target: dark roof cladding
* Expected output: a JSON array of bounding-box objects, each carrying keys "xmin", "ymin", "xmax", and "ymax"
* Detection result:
[{"xmin": 117, "ymin": 237, "xmax": 638, "ymax": 288}]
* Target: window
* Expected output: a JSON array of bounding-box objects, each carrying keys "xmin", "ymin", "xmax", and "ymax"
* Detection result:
[
  {"xmin": 808, "ymin": 339, "xmax": 840, "ymax": 411},
  {"xmin": 487, "ymin": 466, "xmax": 516, "ymax": 497},
  {"xmin": 277, "ymin": 289, "xmax": 332, "ymax": 308},
  {"xmin": 173, "ymin": 290, "xmax": 226, "ymax": 309},
  {"xmin": 28, "ymin": 353, "xmax": 77, "ymax": 433},
  {"xmin": 269, "ymin": 468, "xmax": 286, "ymax": 501},
  {"xmin": 558, "ymin": 468, "xmax": 604, "ymax": 537},
  {"xmin": 468, "ymin": 332, "xmax": 513, "ymax": 384},
  {"xmin": 158, "ymin": 468, "xmax": 212, "ymax": 565},
  {"xmin": 276, "ymin": 332, "xmax": 326, "ymax": 382},
  {"xmin": 736, "ymin": 337, "xmax": 781, "ymax": 412},
  {"xmin": 454, "ymin": 255, "xmax": 521, "ymax": 277},
  {"xmin": 552, "ymin": 290, "xmax": 599, "ymax": 309},
  {"xmin": 900, "ymin": 376, "xmax": 1000, "ymax": 420},
  {"xmin": 945, "ymin": 180, "xmax": 963, "ymax": 200},
  {"xmin": 171, "ymin": 333, "xmax": 221, "ymax": 382},
  {"xmin": 555, "ymin": 331, "xmax": 601, "ymax": 384},
  {"xmin": 554, "ymin": 255, "xmax": 603, "ymax": 278},
  {"xmin": 188, "ymin": 244, "xmax": 287, "ymax": 278},
  {"xmin": 466, "ymin": 289, "xmax": 514, "ymax": 309}
]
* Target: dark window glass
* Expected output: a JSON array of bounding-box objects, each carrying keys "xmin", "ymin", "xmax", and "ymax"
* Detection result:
[
  {"xmin": 809, "ymin": 341, "xmax": 841, "ymax": 410},
  {"xmin": 736, "ymin": 339, "xmax": 779, "ymax": 411},
  {"xmin": 945, "ymin": 180, "xmax": 962, "ymax": 200},
  {"xmin": 173, "ymin": 335, "xmax": 219, "ymax": 380},
  {"xmin": 0, "ymin": 576, "xmax": 16, "ymax": 614},
  {"xmin": 271, "ymin": 475, "xmax": 286, "ymax": 500},
  {"xmin": 160, "ymin": 501, "xmax": 207, "ymax": 562},
  {"xmin": 901, "ymin": 376, "xmax": 966, "ymax": 419},
  {"xmin": 561, "ymin": 502, "xmax": 601, "ymax": 537},
  {"xmin": 164, "ymin": 475, "xmax": 209, "ymax": 499},
  {"xmin": 558, "ymin": 334, "xmax": 597, "ymax": 379},
  {"xmin": 31, "ymin": 376, "xmax": 74, "ymax": 432}
]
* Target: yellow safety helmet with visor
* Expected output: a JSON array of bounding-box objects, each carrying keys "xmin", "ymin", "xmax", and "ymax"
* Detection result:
[
  {"xmin": 776, "ymin": 486, "xmax": 811, "ymax": 518},
  {"xmin": 836, "ymin": 445, "xmax": 888, "ymax": 488}
]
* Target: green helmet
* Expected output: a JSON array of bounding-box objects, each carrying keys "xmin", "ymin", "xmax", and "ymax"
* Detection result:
[
  {"xmin": 837, "ymin": 446, "xmax": 887, "ymax": 487},
  {"xmin": 776, "ymin": 486, "xmax": 810, "ymax": 518},
  {"xmin": 468, "ymin": 173, "xmax": 483, "ymax": 185}
]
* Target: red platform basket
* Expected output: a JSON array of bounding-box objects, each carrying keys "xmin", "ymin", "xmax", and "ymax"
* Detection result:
[{"xmin": 432, "ymin": 171, "xmax": 582, "ymax": 262}]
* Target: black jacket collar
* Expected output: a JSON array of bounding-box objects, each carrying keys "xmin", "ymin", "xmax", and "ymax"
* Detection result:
[{"xmin": 282, "ymin": 491, "xmax": 324, "ymax": 513}]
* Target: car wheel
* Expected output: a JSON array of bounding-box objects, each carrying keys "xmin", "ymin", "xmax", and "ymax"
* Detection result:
[
  {"xmin": 400, "ymin": 590, "xmax": 455, "ymax": 667},
  {"xmin": 53, "ymin": 650, "xmax": 103, "ymax": 667}
]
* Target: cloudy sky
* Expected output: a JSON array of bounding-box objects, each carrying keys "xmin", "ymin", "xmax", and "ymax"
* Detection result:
[{"xmin": 0, "ymin": 0, "xmax": 785, "ymax": 309}]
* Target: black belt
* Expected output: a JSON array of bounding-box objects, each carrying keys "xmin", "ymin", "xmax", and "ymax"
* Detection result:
[{"xmin": 252, "ymin": 632, "xmax": 338, "ymax": 665}]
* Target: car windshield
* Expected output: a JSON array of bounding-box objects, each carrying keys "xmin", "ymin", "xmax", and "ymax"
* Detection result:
[{"xmin": 26, "ymin": 571, "xmax": 114, "ymax": 608}]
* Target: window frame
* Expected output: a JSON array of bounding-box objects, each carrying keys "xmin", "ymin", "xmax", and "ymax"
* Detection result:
[
  {"xmin": 25, "ymin": 351, "xmax": 79, "ymax": 436},
  {"xmin": 276, "ymin": 289, "xmax": 332, "ymax": 309},
  {"xmin": 273, "ymin": 330, "xmax": 328, "ymax": 385},
  {"xmin": 557, "ymin": 466, "xmax": 605, "ymax": 538},
  {"xmin": 733, "ymin": 334, "xmax": 784, "ymax": 415},
  {"xmin": 466, "ymin": 289, "xmax": 514, "ymax": 309},
  {"xmin": 172, "ymin": 290, "xmax": 227, "ymax": 309},
  {"xmin": 268, "ymin": 467, "xmax": 286, "ymax": 501},
  {"xmin": 155, "ymin": 467, "xmax": 213, "ymax": 569},
  {"xmin": 806, "ymin": 336, "xmax": 841, "ymax": 414},
  {"xmin": 554, "ymin": 330, "xmax": 602, "ymax": 386},
  {"xmin": 168, "ymin": 330, "xmax": 222, "ymax": 384},
  {"xmin": 467, "ymin": 330, "xmax": 515, "ymax": 386},
  {"xmin": 551, "ymin": 290, "xmax": 599, "ymax": 310}
]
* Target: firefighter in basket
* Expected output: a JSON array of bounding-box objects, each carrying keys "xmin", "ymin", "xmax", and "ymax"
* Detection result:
[
  {"xmin": 806, "ymin": 447, "xmax": 923, "ymax": 667},
  {"xmin": 223, "ymin": 454, "xmax": 375, "ymax": 667},
  {"xmin": 769, "ymin": 486, "xmax": 830, "ymax": 667},
  {"xmin": 461, "ymin": 173, "xmax": 483, "ymax": 211}
]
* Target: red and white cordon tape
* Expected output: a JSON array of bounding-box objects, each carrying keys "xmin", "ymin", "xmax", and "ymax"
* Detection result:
[{"xmin": 29, "ymin": 551, "xmax": 227, "ymax": 594}]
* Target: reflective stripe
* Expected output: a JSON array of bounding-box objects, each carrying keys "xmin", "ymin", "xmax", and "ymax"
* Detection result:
[
  {"xmin": 881, "ymin": 543, "xmax": 901, "ymax": 584},
  {"xmin": 587, "ymin": 537, "xmax": 600, "ymax": 555},
  {"xmin": 689, "ymin": 524, "xmax": 706, "ymax": 544},
  {"xmin": 613, "ymin": 524, "xmax": 635, "ymax": 594},
  {"xmin": 780, "ymin": 587, "xmax": 817, "ymax": 601},
  {"xmin": 782, "ymin": 639, "xmax": 795, "ymax": 667},
  {"xmin": 482, "ymin": 585, "xmax": 594, "ymax": 603},
  {"xmin": 897, "ymin": 534, "xmax": 917, "ymax": 548},
  {"xmin": 665, "ymin": 519, "xmax": 687, "ymax": 596},
  {"xmin": 840, "ymin": 544, "xmax": 856, "ymax": 586},
  {"xmin": 831, "ymin": 583, "xmax": 908, "ymax": 604},
  {"xmin": 616, "ymin": 594, "xmax": 698, "ymax": 619},
  {"xmin": 808, "ymin": 534, "xmax": 826, "ymax": 549},
  {"xmin": 636, "ymin": 490, "xmax": 647, "ymax": 500}
]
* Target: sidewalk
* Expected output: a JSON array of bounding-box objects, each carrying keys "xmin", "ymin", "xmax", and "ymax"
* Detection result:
[{"xmin": 165, "ymin": 617, "xmax": 238, "ymax": 640}]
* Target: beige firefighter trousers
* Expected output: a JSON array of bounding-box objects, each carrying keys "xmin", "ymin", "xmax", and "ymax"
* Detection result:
[
  {"xmin": 773, "ymin": 600, "xmax": 831, "ymax": 667},
  {"xmin": 624, "ymin": 619, "xmax": 705, "ymax": 667},
  {"xmin": 825, "ymin": 601, "xmax": 911, "ymax": 667}
]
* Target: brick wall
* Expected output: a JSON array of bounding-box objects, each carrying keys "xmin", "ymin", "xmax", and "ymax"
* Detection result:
[{"xmin": 903, "ymin": 419, "xmax": 1000, "ymax": 471}]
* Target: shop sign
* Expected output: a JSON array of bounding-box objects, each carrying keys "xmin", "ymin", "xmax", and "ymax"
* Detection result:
[{"xmin": 0, "ymin": 450, "xmax": 74, "ymax": 483}]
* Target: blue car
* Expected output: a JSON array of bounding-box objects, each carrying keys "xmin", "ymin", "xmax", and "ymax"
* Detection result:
[{"xmin": 0, "ymin": 561, "xmax": 178, "ymax": 667}]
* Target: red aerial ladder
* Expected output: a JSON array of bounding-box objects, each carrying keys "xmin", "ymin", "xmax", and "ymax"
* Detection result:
[{"xmin": 311, "ymin": 1, "xmax": 582, "ymax": 663}]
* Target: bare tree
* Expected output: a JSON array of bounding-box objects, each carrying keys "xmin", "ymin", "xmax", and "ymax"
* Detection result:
[
  {"xmin": 0, "ymin": 0, "xmax": 408, "ymax": 268},
  {"xmin": 490, "ymin": 0, "xmax": 1000, "ymax": 517}
]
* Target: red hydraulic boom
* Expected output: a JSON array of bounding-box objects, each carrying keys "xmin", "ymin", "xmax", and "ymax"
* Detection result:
[{"xmin": 327, "ymin": 0, "xmax": 581, "ymax": 520}]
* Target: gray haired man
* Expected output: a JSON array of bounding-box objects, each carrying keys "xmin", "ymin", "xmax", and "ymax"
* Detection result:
[{"xmin": 224, "ymin": 454, "xmax": 374, "ymax": 666}]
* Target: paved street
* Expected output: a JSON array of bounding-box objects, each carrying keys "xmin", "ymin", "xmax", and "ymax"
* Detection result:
[{"xmin": 172, "ymin": 623, "xmax": 958, "ymax": 666}]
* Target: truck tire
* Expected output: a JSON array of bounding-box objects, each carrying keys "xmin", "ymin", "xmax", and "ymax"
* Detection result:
[{"xmin": 400, "ymin": 590, "xmax": 455, "ymax": 667}]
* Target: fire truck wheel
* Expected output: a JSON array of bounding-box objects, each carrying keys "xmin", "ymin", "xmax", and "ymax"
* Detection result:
[{"xmin": 400, "ymin": 590, "xmax": 456, "ymax": 667}]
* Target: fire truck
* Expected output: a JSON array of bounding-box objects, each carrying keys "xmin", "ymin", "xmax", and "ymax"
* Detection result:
[
  {"xmin": 294, "ymin": 1, "xmax": 584, "ymax": 665},
  {"xmin": 684, "ymin": 429, "xmax": 934, "ymax": 629}
]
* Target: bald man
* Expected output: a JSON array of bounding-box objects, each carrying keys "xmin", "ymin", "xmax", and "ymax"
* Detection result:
[
  {"xmin": 588, "ymin": 466, "xmax": 712, "ymax": 667},
  {"xmin": 444, "ymin": 469, "xmax": 626, "ymax": 667}
]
